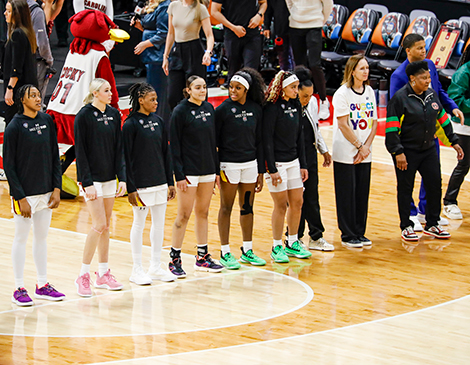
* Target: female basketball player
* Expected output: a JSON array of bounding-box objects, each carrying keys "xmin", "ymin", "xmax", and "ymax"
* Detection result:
[
  {"xmin": 4, "ymin": 84, "xmax": 65, "ymax": 306},
  {"xmin": 74, "ymin": 78, "xmax": 127, "ymax": 297},
  {"xmin": 216, "ymin": 68, "xmax": 266, "ymax": 269},
  {"xmin": 263, "ymin": 70, "xmax": 311, "ymax": 263},
  {"xmin": 169, "ymin": 75, "xmax": 223, "ymax": 277},
  {"xmin": 123, "ymin": 82, "xmax": 177, "ymax": 284}
]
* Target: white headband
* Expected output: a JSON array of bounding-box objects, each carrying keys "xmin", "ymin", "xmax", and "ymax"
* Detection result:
[
  {"xmin": 231, "ymin": 75, "xmax": 250, "ymax": 90},
  {"xmin": 282, "ymin": 74, "xmax": 299, "ymax": 88}
]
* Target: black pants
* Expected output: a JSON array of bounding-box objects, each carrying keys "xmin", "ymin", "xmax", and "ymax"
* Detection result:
[
  {"xmin": 394, "ymin": 147, "xmax": 441, "ymax": 230},
  {"xmin": 289, "ymin": 27, "xmax": 326, "ymax": 101},
  {"xmin": 224, "ymin": 33, "xmax": 262, "ymax": 81},
  {"xmin": 444, "ymin": 133, "xmax": 470, "ymax": 206},
  {"xmin": 334, "ymin": 162, "xmax": 371, "ymax": 241},
  {"xmin": 298, "ymin": 157, "xmax": 324, "ymax": 240},
  {"xmin": 168, "ymin": 39, "xmax": 207, "ymax": 110}
]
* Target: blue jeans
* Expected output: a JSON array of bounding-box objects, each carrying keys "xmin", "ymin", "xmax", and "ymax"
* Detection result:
[
  {"xmin": 146, "ymin": 63, "xmax": 170, "ymax": 123},
  {"xmin": 410, "ymin": 137, "xmax": 440, "ymax": 216}
]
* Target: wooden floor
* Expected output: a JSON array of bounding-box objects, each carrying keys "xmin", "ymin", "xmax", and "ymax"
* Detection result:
[{"xmin": 1, "ymin": 125, "xmax": 470, "ymax": 364}]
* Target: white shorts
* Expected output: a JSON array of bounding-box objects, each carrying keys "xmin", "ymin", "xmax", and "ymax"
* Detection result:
[
  {"xmin": 80, "ymin": 180, "xmax": 116, "ymax": 201},
  {"xmin": 185, "ymin": 174, "xmax": 216, "ymax": 187},
  {"xmin": 265, "ymin": 159, "xmax": 303, "ymax": 193},
  {"xmin": 12, "ymin": 192, "xmax": 52, "ymax": 215},
  {"xmin": 136, "ymin": 184, "xmax": 168, "ymax": 207},
  {"xmin": 220, "ymin": 160, "xmax": 258, "ymax": 184}
]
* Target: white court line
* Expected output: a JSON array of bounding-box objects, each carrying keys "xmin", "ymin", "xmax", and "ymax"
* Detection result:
[
  {"xmin": 86, "ymin": 293, "xmax": 470, "ymax": 364},
  {"xmin": 0, "ymin": 218, "xmax": 314, "ymax": 338}
]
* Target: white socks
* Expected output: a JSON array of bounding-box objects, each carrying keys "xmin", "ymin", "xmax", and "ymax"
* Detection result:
[
  {"xmin": 288, "ymin": 234, "xmax": 298, "ymax": 246},
  {"xmin": 243, "ymin": 241, "xmax": 253, "ymax": 252},
  {"xmin": 80, "ymin": 263, "xmax": 90, "ymax": 277},
  {"xmin": 221, "ymin": 244, "xmax": 230, "ymax": 256},
  {"xmin": 273, "ymin": 239, "xmax": 282, "ymax": 248}
]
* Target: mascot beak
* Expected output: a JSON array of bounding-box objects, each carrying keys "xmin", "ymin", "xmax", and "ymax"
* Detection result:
[{"xmin": 109, "ymin": 28, "xmax": 130, "ymax": 43}]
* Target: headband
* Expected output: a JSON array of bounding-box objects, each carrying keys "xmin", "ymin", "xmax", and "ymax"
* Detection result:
[
  {"xmin": 282, "ymin": 74, "xmax": 299, "ymax": 88},
  {"xmin": 231, "ymin": 75, "xmax": 250, "ymax": 90}
]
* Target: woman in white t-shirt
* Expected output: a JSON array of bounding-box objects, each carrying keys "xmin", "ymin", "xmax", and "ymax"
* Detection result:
[{"xmin": 332, "ymin": 55, "xmax": 377, "ymax": 249}]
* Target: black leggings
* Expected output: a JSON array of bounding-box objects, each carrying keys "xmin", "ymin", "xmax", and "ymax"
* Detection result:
[
  {"xmin": 290, "ymin": 27, "xmax": 326, "ymax": 101},
  {"xmin": 444, "ymin": 133, "xmax": 470, "ymax": 205},
  {"xmin": 168, "ymin": 39, "xmax": 207, "ymax": 110}
]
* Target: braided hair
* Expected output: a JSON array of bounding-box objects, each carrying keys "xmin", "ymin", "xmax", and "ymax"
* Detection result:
[
  {"xmin": 265, "ymin": 70, "xmax": 294, "ymax": 103},
  {"xmin": 15, "ymin": 84, "xmax": 40, "ymax": 115},
  {"xmin": 236, "ymin": 67, "xmax": 266, "ymax": 106},
  {"xmin": 128, "ymin": 82, "xmax": 156, "ymax": 115}
]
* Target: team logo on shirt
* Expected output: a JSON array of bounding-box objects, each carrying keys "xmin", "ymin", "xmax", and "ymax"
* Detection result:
[
  {"xmin": 94, "ymin": 111, "xmax": 98, "ymax": 117},
  {"xmin": 28, "ymin": 123, "xmax": 46, "ymax": 134},
  {"xmin": 234, "ymin": 110, "xmax": 252, "ymax": 122},
  {"xmin": 432, "ymin": 102, "xmax": 439, "ymax": 110},
  {"xmin": 283, "ymin": 106, "xmax": 296, "ymax": 118},
  {"xmin": 139, "ymin": 119, "xmax": 144, "ymax": 124}
]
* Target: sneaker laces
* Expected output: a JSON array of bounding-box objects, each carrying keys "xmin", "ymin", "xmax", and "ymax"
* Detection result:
[
  {"xmin": 291, "ymin": 240, "xmax": 302, "ymax": 251},
  {"xmin": 16, "ymin": 288, "xmax": 29, "ymax": 297},
  {"xmin": 104, "ymin": 271, "xmax": 119, "ymax": 283},
  {"xmin": 40, "ymin": 283, "xmax": 58, "ymax": 294},
  {"xmin": 244, "ymin": 249, "xmax": 255, "ymax": 258},
  {"xmin": 80, "ymin": 275, "xmax": 91, "ymax": 288}
]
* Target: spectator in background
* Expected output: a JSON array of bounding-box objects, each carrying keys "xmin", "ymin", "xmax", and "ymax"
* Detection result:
[
  {"xmin": 3, "ymin": 0, "xmax": 38, "ymax": 125},
  {"xmin": 211, "ymin": 0, "xmax": 267, "ymax": 85},
  {"xmin": 53, "ymin": 0, "xmax": 69, "ymax": 47},
  {"xmin": 287, "ymin": 0, "xmax": 333, "ymax": 120},
  {"xmin": 131, "ymin": 0, "xmax": 170, "ymax": 123},
  {"xmin": 27, "ymin": 0, "xmax": 53, "ymax": 108},
  {"xmin": 264, "ymin": 0, "xmax": 293, "ymax": 71},
  {"xmin": 162, "ymin": 0, "xmax": 214, "ymax": 110}
]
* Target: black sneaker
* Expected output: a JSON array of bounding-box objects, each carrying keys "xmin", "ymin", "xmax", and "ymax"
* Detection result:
[
  {"xmin": 423, "ymin": 225, "xmax": 451, "ymax": 239},
  {"xmin": 341, "ymin": 239, "xmax": 363, "ymax": 248},
  {"xmin": 194, "ymin": 253, "xmax": 224, "ymax": 273},
  {"xmin": 169, "ymin": 257, "xmax": 186, "ymax": 278},
  {"xmin": 358, "ymin": 236, "xmax": 372, "ymax": 246}
]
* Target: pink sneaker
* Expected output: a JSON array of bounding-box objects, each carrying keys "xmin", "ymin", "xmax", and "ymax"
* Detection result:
[
  {"xmin": 75, "ymin": 273, "xmax": 93, "ymax": 297},
  {"xmin": 94, "ymin": 270, "xmax": 123, "ymax": 290}
]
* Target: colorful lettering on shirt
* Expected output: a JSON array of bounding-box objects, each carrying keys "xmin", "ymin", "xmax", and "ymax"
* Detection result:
[{"xmin": 349, "ymin": 102, "xmax": 374, "ymax": 130}]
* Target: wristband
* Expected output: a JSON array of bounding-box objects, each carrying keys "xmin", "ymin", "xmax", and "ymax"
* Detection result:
[
  {"xmin": 257, "ymin": 12, "xmax": 262, "ymax": 17},
  {"xmin": 205, "ymin": 50, "xmax": 213, "ymax": 56},
  {"xmin": 7, "ymin": 85, "xmax": 13, "ymax": 90}
]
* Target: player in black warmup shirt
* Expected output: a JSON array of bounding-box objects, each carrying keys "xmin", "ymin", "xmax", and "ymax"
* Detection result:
[
  {"xmin": 216, "ymin": 68, "xmax": 267, "ymax": 269},
  {"xmin": 263, "ymin": 70, "xmax": 311, "ymax": 263},
  {"xmin": 74, "ymin": 78, "xmax": 127, "ymax": 297},
  {"xmin": 169, "ymin": 75, "xmax": 223, "ymax": 277},
  {"xmin": 4, "ymin": 85, "xmax": 65, "ymax": 306},
  {"xmin": 123, "ymin": 82, "xmax": 177, "ymax": 285}
]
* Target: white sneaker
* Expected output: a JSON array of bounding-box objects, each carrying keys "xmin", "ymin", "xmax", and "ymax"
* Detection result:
[
  {"xmin": 129, "ymin": 266, "xmax": 152, "ymax": 285},
  {"xmin": 443, "ymin": 204, "xmax": 463, "ymax": 220},
  {"xmin": 309, "ymin": 237, "xmax": 334, "ymax": 251},
  {"xmin": 418, "ymin": 213, "xmax": 449, "ymax": 226},
  {"xmin": 416, "ymin": 213, "xmax": 426, "ymax": 224},
  {"xmin": 410, "ymin": 215, "xmax": 423, "ymax": 232},
  {"xmin": 148, "ymin": 264, "xmax": 177, "ymax": 282},
  {"xmin": 318, "ymin": 98, "xmax": 330, "ymax": 120}
]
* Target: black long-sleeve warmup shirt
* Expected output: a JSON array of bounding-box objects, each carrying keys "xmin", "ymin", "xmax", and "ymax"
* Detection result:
[
  {"xmin": 215, "ymin": 98, "xmax": 265, "ymax": 173},
  {"xmin": 3, "ymin": 112, "xmax": 61, "ymax": 200},
  {"xmin": 263, "ymin": 98, "xmax": 307, "ymax": 173},
  {"xmin": 122, "ymin": 112, "xmax": 174, "ymax": 194},
  {"xmin": 170, "ymin": 99, "xmax": 218, "ymax": 181},
  {"xmin": 74, "ymin": 104, "xmax": 126, "ymax": 187}
]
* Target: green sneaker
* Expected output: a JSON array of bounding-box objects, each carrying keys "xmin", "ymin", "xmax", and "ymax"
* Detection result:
[
  {"xmin": 285, "ymin": 240, "xmax": 312, "ymax": 259},
  {"xmin": 240, "ymin": 248, "xmax": 266, "ymax": 266},
  {"xmin": 220, "ymin": 252, "xmax": 241, "ymax": 270},
  {"xmin": 270, "ymin": 245, "xmax": 289, "ymax": 263}
]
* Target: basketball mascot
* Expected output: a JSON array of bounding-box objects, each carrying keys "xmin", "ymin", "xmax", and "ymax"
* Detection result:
[{"xmin": 47, "ymin": 9, "xmax": 121, "ymax": 186}]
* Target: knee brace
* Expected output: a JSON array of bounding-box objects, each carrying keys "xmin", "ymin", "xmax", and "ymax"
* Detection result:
[{"xmin": 240, "ymin": 191, "xmax": 253, "ymax": 216}]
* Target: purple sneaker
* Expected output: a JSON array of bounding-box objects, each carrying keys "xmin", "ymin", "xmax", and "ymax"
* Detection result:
[
  {"xmin": 194, "ymin": 253, "xmax": 224, "ymax": 273},
  {"xmin": 35, "ymin": 283, "xmax": 66, "ymax": 301},
  {"xmin": 12, "ymin": 288, "xmax": 34, "ymax": 306}
]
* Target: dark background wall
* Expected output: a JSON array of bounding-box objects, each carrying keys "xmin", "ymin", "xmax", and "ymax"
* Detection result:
[{"xmin": 335, "ymin": 0, "xmax": 470, "ymax": 21}]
